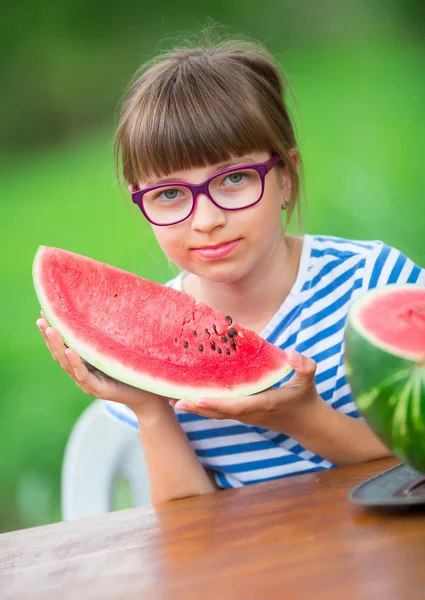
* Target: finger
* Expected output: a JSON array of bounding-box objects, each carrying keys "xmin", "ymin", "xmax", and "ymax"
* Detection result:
[
  {"xmin": 173, "ymin": 400, "xmax": 226, "ymax": 420},
  {"xmin": 37, "ymin": 320, "xmax": 104, "ymax": 394},
  {"xmin": 66, "ymin": 349, "xmax": 116, "ymax": 400},
  {"xmin": 286, "ymin": 350, "xmax": 317, "ymax": 385},
  {"xmin": 80, "ymin": 357, "xmax": 102, "ymax": 376},
  {"xmin": 65, "ymin": 348, "xmax": 93, "ymax": 383},
  {"xmin": 37, "ymin": 320, "xmax": 66, "ymax": 356},
  {"xmin": 196, "ymin": 396, "xmax": 246, "ymax": 417},
  {"xmin": 175, "ymin": 395, "xmax": 256, "ymax": 419},
  {"xmin": 45, "ymin": 327, "xmax": 74, "ymax": 375},
  {"xmin": 40, "ymin": 310, "xmax": 50, "ymax": 326},
  {"xmin": 36, "ymin": 319, "xmax": 59, "ymax": 361},
  {"xmin": 36, "ymin": 318, "xmax": 48, "ymax": 332}
]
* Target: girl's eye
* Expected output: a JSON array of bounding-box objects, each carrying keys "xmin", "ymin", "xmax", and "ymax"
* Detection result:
[
  {"xmin": 157, "ymin": 188, "xmax": 180, "ymax": 201},
  {"xmin": 224, "ymin": 172, "xmax": 245, "ymax": 185}
]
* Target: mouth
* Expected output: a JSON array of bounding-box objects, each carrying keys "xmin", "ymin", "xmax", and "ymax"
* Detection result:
[
  {"xmin": 191, "ymin": 238, "xmax": 242, "ymax": 260},
  {"xmin": 194, "ymin": 239, "xmax": 241, "ymax": 251}
]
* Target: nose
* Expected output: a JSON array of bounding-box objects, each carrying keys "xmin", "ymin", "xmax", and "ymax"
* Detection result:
[{"xmin": 190, "ymin": 193, "xmax": 227, "ymax": 232}]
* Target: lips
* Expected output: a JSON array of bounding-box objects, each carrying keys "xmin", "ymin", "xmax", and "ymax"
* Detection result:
[
  {"xmin": 192, "ymin": 238, "xmax": 242, "ymax": 260},
  {"xmin": 195, "ymin": 239, "xmax": 238, "ymax": 251}
]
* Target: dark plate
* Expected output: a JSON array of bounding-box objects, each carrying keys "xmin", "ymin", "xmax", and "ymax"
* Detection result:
[{"xmin": 349, "ymin": 462, "xmax": 425, "ymax": 507}]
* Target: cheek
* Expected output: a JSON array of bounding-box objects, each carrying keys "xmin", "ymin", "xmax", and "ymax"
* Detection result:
[
  {"xmin": 263, "ymin": 190, "xmax": 283, "ymax": 229},
  {"xmin": 241, "ymin": 193, "xmax": 282, "ymax": 237},
  {"xmin": 153, "ymin": 225, "xmax": 189, "ymax": 268}
]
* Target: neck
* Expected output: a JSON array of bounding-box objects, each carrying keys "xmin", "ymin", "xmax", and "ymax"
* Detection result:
[{"xmin": 183, "ymin": 233, "xmax": 304, "ymax": 333}]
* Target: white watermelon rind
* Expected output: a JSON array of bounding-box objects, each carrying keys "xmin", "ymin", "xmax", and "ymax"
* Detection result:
[{"xmin": 33, "ymin": 246, "xmax": 292, "ymax": 402}]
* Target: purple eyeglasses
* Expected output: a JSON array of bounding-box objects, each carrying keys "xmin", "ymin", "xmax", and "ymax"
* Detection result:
[{"xmin": 131, "ymin": 154, "xmax": 280, "ymax": 226}]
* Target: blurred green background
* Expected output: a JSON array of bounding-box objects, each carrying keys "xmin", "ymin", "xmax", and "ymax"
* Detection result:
[{"xmin": 1, "ymin": 0, "xmax": 424, "ymax": 533}]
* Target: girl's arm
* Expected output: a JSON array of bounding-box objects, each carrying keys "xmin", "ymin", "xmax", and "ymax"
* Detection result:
[
  {"xmin": 134, "ymin": 401, "xmax": 218, "ymax": 503},
  {"xmin": 280, "ymin": 398, "xmax": 392, "ymax": 466}
]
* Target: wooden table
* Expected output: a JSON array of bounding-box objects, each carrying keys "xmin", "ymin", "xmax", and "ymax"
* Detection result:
[{"xmin": 1, "ymin": 457, "xmax": 425, "ymax": 600}]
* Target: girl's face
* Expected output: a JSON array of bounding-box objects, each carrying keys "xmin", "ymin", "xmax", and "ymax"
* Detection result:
[{"xmin": 137, "ymin": 151, "xmax": 292, "ymax": 284}]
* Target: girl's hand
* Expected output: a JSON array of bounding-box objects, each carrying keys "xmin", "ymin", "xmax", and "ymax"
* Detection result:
[
  {"xmin": 36, "ymin": 311, "xmax": 165, "ymax": 415},
  {"xmin": 171, "ymin": 351, "xmax": 322, "ymax": 434}
]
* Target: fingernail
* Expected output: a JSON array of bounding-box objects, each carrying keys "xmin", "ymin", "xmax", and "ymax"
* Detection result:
[
  {"xmin": 289, "ymin": 350, "xmax": 303, "ymax": 368},
  {"xmin": 46, "ymin": 329, "xmax": 52, "ymax": 340},
  {"xmin": 195, "ymin": 400, "xmax": 208, "ymax": 408}
]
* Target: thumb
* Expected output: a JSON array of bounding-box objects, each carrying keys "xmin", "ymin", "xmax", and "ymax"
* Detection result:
[{"xmin": 286, "ymin": 350, "xmax": 317, "ymax": 386}]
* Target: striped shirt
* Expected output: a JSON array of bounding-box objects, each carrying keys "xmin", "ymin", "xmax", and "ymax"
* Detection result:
[{"xmin": 105, "ymin": 234, "xmax": 425, "ymax": 488}]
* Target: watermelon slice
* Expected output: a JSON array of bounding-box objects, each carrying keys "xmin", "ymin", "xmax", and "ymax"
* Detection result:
[
  {"xmin": 345, "ymin": 284, "xmax": 425, "ymax": 471},
  {"xmin": 33, "ymin": 246, "xmax": 292, "ymax": 401}
]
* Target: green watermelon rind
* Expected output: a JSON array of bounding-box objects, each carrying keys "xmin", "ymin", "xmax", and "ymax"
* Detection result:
[
  {"xmin": 33, "ymin": 246, "xmax": 292, "ymax": 402},
  {"xmin": 345, "ymin": 286, "xmax": 425, "ymax": 472}
]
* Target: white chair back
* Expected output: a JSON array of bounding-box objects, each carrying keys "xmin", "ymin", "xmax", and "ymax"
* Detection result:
[{"xmin": 61, "ymin": 400, "xmax": 150, "ymax": 521}]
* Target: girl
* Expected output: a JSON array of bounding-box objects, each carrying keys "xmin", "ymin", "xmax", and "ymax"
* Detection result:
[{"xmin": 37, "ymin": 38, "xmax": 425, "ymax": 502}]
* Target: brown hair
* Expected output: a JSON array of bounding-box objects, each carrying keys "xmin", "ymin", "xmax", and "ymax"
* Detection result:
[{"xmin": 114, "ymin": 35, "xmax": 302, "ymax": 229}]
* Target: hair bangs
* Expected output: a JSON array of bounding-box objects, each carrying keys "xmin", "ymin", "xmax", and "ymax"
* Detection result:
[{"xmin": 119, "ymin": 59, "xmax": 276, "ymax": 186}]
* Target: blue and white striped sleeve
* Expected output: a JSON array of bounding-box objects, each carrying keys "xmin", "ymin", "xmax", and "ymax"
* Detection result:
[{"xmin": 363, "ymin": 242, "xmax": 425, "ymax": 290}]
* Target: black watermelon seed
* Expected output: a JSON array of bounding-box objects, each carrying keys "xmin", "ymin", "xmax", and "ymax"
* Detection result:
[
  {"xmin": 199, "ymin": 344, "xmax": 204, "ymax": 352},
  {"xmin": 212, "ymin": 324, "xmax": 217, "ymax": 333},
  {"xmin": 226, "ymin": 349, "xmax": 231, "ymax": 355},
  {"xmin": 211, "ymin": 341, "xmax": 216, "ymax": 350},
  {"xmin": 193, "ymin": 330, "xmax": 197, "ymax": 337},
  {"xmin": 231, "ymin": 341, "xmax": 237, "ymax": 350},
  {"xmin": 222, "ymin": 335, "xmax": 228, "ymax": 343},
  {"xmin": 174, "ymin": 337, "xmax": 177, "ymax": 343},
  {"xmin": 205, "ymin": 328, "xmax": 210, "ymax": 336},
  {"xmin": 183, "ymin": 341, "xmax": 189, "ymax": 348},
  {"xmin": 217, "ymin": 347, "xmax": 222, "ymax": 354},
  {"xmin": 227, "ymin": 327, "xmax": 238, "ymax": 338},
  {"xmin": 225, "ymin": 315, "xmax": 232, "ymax": 324}
]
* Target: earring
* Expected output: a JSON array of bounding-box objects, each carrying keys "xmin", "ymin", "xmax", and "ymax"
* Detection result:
[{"xmin": 282, "ymin": 196, "xmax": 290, "ymax": 210}]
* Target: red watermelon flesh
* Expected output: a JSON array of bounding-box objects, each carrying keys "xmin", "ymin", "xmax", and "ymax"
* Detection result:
[
  {"xmin": 33, "ymin": 246, "xmax": 291, "ymax": 401},
  {"xmin": 353, "ymin": 285, "xmax": 425, "ymax": 361}
]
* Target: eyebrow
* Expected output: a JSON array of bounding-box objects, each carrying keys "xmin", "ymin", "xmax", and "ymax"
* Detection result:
[{"xmin": 145, "ymin": 157, "xmax": 257, "ymax": 187}]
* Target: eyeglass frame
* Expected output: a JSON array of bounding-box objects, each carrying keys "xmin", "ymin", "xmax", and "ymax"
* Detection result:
[{"xmin": 131, "ymin": 154, "xmax": 281, "ymax": 226}]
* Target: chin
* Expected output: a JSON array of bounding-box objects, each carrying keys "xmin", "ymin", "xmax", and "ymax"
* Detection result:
[{"xmin": 192, "ymin": 260, "xmax": 252, "ymax": 284}]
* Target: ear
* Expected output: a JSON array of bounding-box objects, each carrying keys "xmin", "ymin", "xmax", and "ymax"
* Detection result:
[
  {"xmin": 276, "ymin": 165, "xmax": 291, "ymax": 208},
  {"xmin": 278, "ymin": 148, "xmax": 299, "ymax": 208},
  {"xmin": 289, "ymin": 148, "xmax": 300, "ymax": 171}
]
